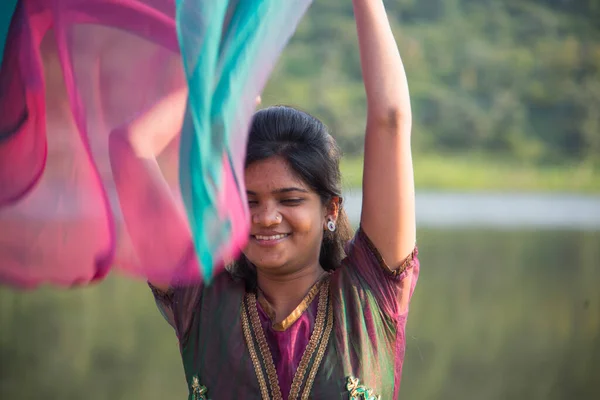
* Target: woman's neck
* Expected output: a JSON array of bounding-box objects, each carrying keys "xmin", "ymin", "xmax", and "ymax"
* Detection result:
[{"xmin": 256, "ymin": 263, "xmax": 326, "ymax": 323}]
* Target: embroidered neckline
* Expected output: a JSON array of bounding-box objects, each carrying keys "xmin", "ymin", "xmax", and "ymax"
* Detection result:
[
  {"xmin": 242, "ymin": 276, "xmax": 333, "ymax": 400},
  {"xmin": 257, "ymin": 273, "xmax": 328, "ymax": 332}
]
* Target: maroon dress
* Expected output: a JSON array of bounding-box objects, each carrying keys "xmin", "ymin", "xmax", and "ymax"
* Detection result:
[{"xmin": 150, "ymin": 227, "xmax": 419, "ymax": 399}]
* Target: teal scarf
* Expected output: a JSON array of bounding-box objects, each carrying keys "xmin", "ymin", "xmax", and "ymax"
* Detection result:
[{"xmin": 176, "ymin": 0, "xmax": 312, "ymax": 282}]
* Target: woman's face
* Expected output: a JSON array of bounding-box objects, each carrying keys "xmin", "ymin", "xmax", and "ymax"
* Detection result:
[{"xmin": 243, "ymin": 156, "xmax": 327, "ymax": 275}]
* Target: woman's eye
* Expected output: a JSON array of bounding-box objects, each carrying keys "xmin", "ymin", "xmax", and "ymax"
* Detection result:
[
  {"xmin": 248, "ymin": 200, "xmax": 258, "ymax": 207},
  {"xmin": 281, "ymin": 198, "xmax": 303, "ymax": 205}
]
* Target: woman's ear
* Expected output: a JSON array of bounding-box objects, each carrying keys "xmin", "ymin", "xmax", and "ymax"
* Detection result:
[{"xmin": 325, "ymin": 196, "xmax": 341, "ymax": 222}]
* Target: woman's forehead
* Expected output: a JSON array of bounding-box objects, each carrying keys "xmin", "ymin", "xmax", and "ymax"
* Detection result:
[{"xmin": 245, "ymin": 157, "xmax": 310, "ymax": 193}]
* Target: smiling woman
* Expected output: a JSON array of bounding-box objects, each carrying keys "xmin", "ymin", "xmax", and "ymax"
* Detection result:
[
  {"xmin": 148, "ymin": 103, "xmax": 419, "ymax": 399},
  {"xmin": 239, "ymin": 106, "xmax": 352, "ymax": 292},
  {"xmin": 146, "ymin": 0, "xmax": 420, "ymax": 397},
  {"xmin": 0, "ymin": 0, "xmax": 419, "ymax": 398}
]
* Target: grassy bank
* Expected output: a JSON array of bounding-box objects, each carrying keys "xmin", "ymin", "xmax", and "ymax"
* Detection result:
[{"xmin": 340, "ymin": 154, "xmax": 600, "ymax": 193}]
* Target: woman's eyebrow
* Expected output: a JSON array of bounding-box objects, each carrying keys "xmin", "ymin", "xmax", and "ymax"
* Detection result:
[
  {"xmin": 246, "ymin": 187, "xmax": 309, "ymax": 196},
  {"xmin": 273, "ymin": 187, "xmax": 309, "ymax": 194}
]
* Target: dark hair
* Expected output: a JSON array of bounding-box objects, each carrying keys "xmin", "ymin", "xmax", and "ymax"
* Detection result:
[{"xmin": 231, "ymin": 105, "xmax": 354, "ymax": 290}]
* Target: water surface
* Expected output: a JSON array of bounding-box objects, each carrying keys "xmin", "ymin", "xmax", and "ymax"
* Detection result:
[{"xmin": 1, "ymin": 195, "xmax": 599, "ymax": 399}]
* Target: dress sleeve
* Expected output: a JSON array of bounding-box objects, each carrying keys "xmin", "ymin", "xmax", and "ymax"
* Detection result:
[
  {"xmin": 342, "ymin": 227, "xmax": 420, "ymax": 320},
  {"xmin": 148, "ymin": 282, "xmax": 203, "ymax": 344}
]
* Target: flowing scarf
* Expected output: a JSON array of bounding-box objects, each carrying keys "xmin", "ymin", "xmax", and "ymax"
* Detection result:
[{"xmin": 0, "ymin": 0, "xmax": 311, "ymax": 288}]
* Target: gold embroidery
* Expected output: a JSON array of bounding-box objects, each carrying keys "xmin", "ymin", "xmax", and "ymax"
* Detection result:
[
  {"xmin": 241, "ymin": 300, "xmax": 271, "ymax": 399},
  {"xmin": 247, "ymin": 294, "xmax": 284, "ymax": 400},
  {"xmin": 300, "ymin": 289, "xmax": 333, "ymax": 399},
  {"xmin": 258, "ymin": 273, "xmax": 326, "ymax": 331},
  {"xmin": 358, "ymin": 227, "xmax": 417, "ymax": 277},
  {"xmin": 287, "ymin": 281, "xmax": 329, "ymax": 400},
  {"xmin": 346, "ymin": 376, "xmax": 381, "ymax": 400},
  {"xmin": 243, "ymin": 276, "xmax": 333, "ymax": 400},
  {"xmin": 191, "ymin": 376, "xmax": 209, "ymax": 400}
]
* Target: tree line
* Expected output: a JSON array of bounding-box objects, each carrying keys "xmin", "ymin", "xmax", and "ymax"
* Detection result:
[{"xmin": 263, "ymin": 0, "xmax": 600, "ymax": 166}]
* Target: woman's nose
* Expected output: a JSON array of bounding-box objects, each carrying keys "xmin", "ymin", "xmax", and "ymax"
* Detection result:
[{"xmin": 252, "ymin": 204, "xmax": 281, "ymax": 226}]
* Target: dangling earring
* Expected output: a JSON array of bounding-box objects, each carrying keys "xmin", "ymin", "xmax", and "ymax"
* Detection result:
[{"xmin": 327, "ymin": 219, "xmax": 336, "ymax": 232}]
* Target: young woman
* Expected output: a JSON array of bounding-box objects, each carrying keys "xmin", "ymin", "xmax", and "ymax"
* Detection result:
[
  {"xmin": 0, "ymin": 0, "xmax": 417, "ymax": 397},
  {"xmin": 110, "ymin": 0, "xmax": 419, "ymax": 399}
]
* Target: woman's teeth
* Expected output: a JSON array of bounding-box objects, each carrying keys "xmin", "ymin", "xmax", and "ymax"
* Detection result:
[{"xmin": 254, "ymin": 234, "xmax": 288, "ymax": 240}]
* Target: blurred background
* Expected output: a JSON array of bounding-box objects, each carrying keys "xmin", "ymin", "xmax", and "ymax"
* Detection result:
[{"xmin": 1, "ymin": 0, "xmax": 599, "ymax": 399}]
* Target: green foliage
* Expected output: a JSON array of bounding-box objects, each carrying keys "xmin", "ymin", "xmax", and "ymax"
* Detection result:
[{"xmin": 262, "ymin": 0, "xmax": 600, "ymax": 166}]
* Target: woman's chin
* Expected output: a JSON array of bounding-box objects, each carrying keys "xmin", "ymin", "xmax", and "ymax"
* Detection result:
[
  {"xmin": 244, "ymin": 248, "xmax": 287, "ymax": 270},
  {"xmin": 244, "ymin": 255, "xmax": 291, "ymax": 275},
  {"xmin": 252, "ymin": 260, "xmax": 287, "ymax": 273}
]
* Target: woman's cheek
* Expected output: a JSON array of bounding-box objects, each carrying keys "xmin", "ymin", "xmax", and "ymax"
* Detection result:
[{"xmin": 289, "ymin": 208, "xmax": 316, "ymax": 234}]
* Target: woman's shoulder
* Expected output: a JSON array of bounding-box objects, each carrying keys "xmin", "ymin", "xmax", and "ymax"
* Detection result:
[
  {"xmin": 333, "ymin": 227, "xmax": 380, "ymax": 273},
  {"xmin": 161, "ymin": 269, "xmax": 245, "ymax": 307},
  {"xmin": 339, "ymin": 226, "xmax": 418, "ymax": 278},
  {"xmin": 330, "ymin": 226, "xmax": 420, "ymax": 320}
]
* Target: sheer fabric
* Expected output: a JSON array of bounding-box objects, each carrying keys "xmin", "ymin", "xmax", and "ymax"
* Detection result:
[{"xmin": 0, "ymin": 0, "xmax": 311, "ymax": 288}]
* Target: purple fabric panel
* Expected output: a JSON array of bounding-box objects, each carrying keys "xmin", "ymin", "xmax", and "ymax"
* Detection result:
[{"xmin": 257, "ymin": 299, "xmax": 318, "ymax": 399}]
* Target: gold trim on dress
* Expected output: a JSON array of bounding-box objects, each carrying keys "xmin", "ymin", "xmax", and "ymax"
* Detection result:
[
  {"xmin": 242, "ymin": 275, "xmax": 333, "ymax": 400},
  {"xmin": 301, "ymin": 290, "xmax": 334, "ymax": 399},
  {"xmin": 241, "ymin": 301, "xmax": 271, "ymax": 399},
  {"xmin": 358, "ymin": 227, "xmax": 417, "ymax": 277},
  {"xmin": 287, "ymin": 281, "xmax": 329, "ymax": 400},
  {"xmin": 247, "ymin": 293, "xmax": 284, "ymax": 400},
  {"xmin": 257, "ymin": 273, "xmax": 327, "ymax": 332}
]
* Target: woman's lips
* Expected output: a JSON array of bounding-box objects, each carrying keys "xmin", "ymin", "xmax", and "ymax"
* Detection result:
[{"xmin": 251, "ymin": 233, "xmax": 290, "ymax": 246}]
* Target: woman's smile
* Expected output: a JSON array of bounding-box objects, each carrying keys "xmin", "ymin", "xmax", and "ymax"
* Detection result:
[{"xmin": 251, "ymin": 232, "xmax": 291, "ymax": 246}]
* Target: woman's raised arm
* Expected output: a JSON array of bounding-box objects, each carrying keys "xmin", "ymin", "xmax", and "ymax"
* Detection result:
[
  {"xmin": 354, "ymin": 0, "xmax": 416, "ymax": 268},
  {"xmin": 109, "ymin": 88, "xmax": 192, "ymax": 292}
]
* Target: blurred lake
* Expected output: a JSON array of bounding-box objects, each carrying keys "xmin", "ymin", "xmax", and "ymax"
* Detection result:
[{"xmin": 1, "ymin": 192, "xmax": 599, "ymax": 399}]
